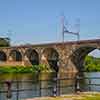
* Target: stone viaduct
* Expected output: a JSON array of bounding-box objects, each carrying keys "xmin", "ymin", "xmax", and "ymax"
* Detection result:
[{"xmin": 0, "ymin": 39, "xmax": 100, "ymax": 74}]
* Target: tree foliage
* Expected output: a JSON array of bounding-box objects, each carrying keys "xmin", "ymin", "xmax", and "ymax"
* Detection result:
[
  {"xmin": 0, "ymin": 37, "xmax": 10, "ymax": 47},
  {"xmin": 85, "ymin": 55, "xmax": 100, "ymax": 72}
]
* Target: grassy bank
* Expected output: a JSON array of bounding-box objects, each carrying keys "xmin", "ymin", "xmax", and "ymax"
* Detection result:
[
  {"xmin": 0, "ymin": 65, "xmax": 53, "ymax": 73},
  {"xmin": 25, "ymin": 92, "xmax": 100, "ymax": 100}
]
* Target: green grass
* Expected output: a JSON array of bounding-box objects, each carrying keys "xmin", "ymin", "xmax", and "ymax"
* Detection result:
[
  {"xmin": 0, "ymin": 64, "xmax": 53, "ymax": 73},
  {"xmin": 28, "ymin": 93, "xmax": 100, "ymax": 100},
  {"xmin": 82, "ymin": 94, "xmax": 100, "ymax": 100}
]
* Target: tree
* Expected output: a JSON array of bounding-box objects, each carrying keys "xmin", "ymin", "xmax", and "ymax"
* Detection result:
[
  {"xmin": 0, "ymin": 37, "xmax": 10, "ymax": 47},
  {"xmin": 85, "ymin": 55, "xmax": 100, "ymax": 72}
]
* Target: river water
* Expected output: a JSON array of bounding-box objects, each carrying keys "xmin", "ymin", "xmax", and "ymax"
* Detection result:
[{"xmin": 0, "ymin": 72, "xmax": 100, "ymax": 100}]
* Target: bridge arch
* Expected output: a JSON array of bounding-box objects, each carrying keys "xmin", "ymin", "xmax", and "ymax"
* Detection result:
[
  {"xmin": 0, "ymin": 51, "xmax": 7, "ymax": 62},
  {"xmin": 42, "ymin": 48, "xmax": 59, "ymax": 72},
  {"xmin": 9, "ymin": 49, "xmax": 22, "ymax": 61},
  {"xmin": 25, "ymin": 49, "xmax": 39, "ymax": 65},
  {"xmin": 71, "ymin": 45, "xmax": 99, "ymax": 71}
]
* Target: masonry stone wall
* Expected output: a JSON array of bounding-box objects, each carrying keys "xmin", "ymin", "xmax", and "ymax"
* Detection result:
[{"xmin": 0, "ymin": 39, "xmax": 99, "ymax": 77}]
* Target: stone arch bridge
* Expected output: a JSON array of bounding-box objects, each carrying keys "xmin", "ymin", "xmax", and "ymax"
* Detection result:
[{"xmin": 0, "ymin": 39, "xmax": 100, "ymax": 73}]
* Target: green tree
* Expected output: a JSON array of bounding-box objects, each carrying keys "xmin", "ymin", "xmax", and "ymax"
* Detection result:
[
  {"xmin": 0, "ymin": 37, "xmax": 10, "ymax": 47},
  {"xmin": 85, "ymin": 55, "xmax": 100, "ymax": 72}
]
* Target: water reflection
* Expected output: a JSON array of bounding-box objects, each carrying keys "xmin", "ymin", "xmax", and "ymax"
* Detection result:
[
  {"xmin": 83, "ymin": 72, "xmax": 100, "ymax": 92},
  {"xmin": 0, "ymin": 73, "xmax": 39, "ymax": 100},
  {"xmin": 0, "ymin": 72, "xmax": 76, "ymax": 100},
  {"xmin": 0, "ymin": 72, "xmax": 100, "ymax": 100}
]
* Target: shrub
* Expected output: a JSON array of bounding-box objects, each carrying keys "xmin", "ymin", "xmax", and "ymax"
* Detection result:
[{"xmin": 0, "ymin": 64, "xmax": 53, "ymax": 73}]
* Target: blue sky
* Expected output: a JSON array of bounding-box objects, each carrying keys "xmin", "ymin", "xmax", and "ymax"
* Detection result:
[
  {"xmin": 89, "ymin": 49, "xmax": 100, "ymax": 58},
  {"xmin": 0, "ymin": 0, "xmax": 100, "ymax": 45}
]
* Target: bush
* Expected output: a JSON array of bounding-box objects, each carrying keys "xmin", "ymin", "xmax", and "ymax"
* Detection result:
[
  {"xmin": 0, "ymin": 64, "xmax": 53, "ymax": 73},
  {"xmin": 85, "ymin": 55, "xmax": 100, "ymax": 72}
]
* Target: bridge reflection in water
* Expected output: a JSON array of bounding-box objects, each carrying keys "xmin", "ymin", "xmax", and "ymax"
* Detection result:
[
  {"xmin": 0, "ymin": 72, "xmax": 100, "ymax": 100},
  {"xmin": 0, "ymin": 72, "xmax": 75, "ymax": 100}
]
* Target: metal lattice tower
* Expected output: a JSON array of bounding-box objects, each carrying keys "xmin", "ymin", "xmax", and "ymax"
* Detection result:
[{"xmin": 61, "ymin": 16, "xmax": 80, "ymax": 42}]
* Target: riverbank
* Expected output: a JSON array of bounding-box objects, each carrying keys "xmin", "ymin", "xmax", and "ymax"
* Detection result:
[
  {"xmin": 0, "ymin": 65, "xmax": 53, "ymax": 73},
  {"xmin": 24, "ymin": 92, "xmax": 100, "ymax": 100}
]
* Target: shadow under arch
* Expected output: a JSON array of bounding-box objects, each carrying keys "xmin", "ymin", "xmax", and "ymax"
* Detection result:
[
  {"xmin": 9, "ymin": 49, "xmax": 22, "ymax": 61},
  {"xmin": 25, "ymin": 49, "xmax": 39, "ymax": 65},
  {"xmin": 0, "ymin": 51, "xmax": 7, "ymax": 61},
  {"xmin": 42, "ymin": 48, "xmax": 59, "ymax": 72},
  {"xmin": 71, "ymin": 46, "xmax": 98, "ymax": 72}
]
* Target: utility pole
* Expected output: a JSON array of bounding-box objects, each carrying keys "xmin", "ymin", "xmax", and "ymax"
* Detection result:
[
  {"xmin": 61, "ymin": 15, "xmax": 65, "ymax": 43},
  {"xmin": 61, "ymin": 16, "xmax": 80, "ymax": 42},
  {"xmin": 6, "ymin": 30, "xmax": 12, "ymax": 42}
]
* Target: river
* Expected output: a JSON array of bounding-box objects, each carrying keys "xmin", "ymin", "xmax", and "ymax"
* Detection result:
[{"xmin": 0, "ymin": 72, "xmax": 100, "ymax": 100}]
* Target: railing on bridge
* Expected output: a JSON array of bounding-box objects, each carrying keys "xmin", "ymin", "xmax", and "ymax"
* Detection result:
[{"xmin": 0, "ymin": 76, "xmax": 100, "ymax": 100}]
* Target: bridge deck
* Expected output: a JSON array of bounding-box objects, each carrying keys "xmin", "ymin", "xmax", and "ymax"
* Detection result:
[{"xmin": 1, "ymin": 39, "xmax": 100, "ymax": 49}]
